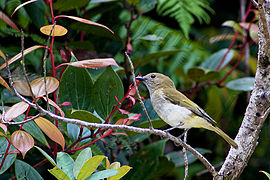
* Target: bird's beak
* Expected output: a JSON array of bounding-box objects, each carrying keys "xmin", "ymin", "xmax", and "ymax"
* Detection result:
[{"xmin": 136, "ymin": 77, "xmax": 146, "ymax": 81}]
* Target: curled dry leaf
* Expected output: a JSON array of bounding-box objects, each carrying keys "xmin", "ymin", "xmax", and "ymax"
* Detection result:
[
  {"xmin": 61, "ymin": 58, "xmax": 119, "ymax": 68},
  {"xmin": 34, "ymin": 117, "xmax": 65, "ymax": 150},
  {"xmin": 56, "ymin": 15, "xmax": 114, "ymax": 34},
  {"xmin": 10, "ymin": 130, "xmax": 34, "ymax": 159},
  {"xmin": 11, "ymin": 0, "xmax": 38, "ymax": 17},
  {"xmin": 40, "ymin": 25, "xmax": 68, "ymax": 36},
  {"xmin": 0, "ymin": 45, "xmax": 43, "ymax": 70},
  {"xmin": 14, "ymin": 77, "xmax": 59, "ymax": 97},
  {"xmin": 42, "ymin": 97, "xmax": 65, "ymax": 117},
  {"xmin": 0, "ymin": 101, "xmax": 29, "ymax": 122}
]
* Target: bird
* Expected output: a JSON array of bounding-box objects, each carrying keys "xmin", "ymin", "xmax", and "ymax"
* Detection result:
[{"xmin": 136, "ymin": 72, "xmax": 238, "ymax": 149}]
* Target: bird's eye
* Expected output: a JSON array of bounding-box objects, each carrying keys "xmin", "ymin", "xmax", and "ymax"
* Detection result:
[{"xmin": 151, "ymin": 74, "xmax": 156, "ymax": 78}]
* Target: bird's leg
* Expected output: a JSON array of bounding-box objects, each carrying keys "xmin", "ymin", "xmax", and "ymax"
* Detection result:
[
  {"xmin": 164, "ymin": 122, "xmax": 184, "ymax": 132},
  {"xmin": 178, "ymin": 128, "xmax": 190, "ymax": 139}
]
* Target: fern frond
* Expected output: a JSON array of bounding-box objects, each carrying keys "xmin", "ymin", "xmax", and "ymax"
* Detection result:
[{"xmin": 157, "ymin": 0, "xmax": 214, "ymax": 37}]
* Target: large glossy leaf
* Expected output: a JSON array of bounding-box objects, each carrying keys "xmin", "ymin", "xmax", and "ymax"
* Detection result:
[
  {"xmin": 0, "ymin": 136, "xmax": 17, "ymax": 175},
  {"xmin": 54, "ymin": 0, "xmax": 89, "ymax": 11},
  {"xmin": 67, "ymin": 109, "xmax": 101, "ymax": 123},
  {"xmin": 125, "ymin": 140, "xmax": 167, "ymax": 180},
  {"xmin": 74, "ymin": 148, "xmax": 92, "ymax": 178},
  {"xmin": 200, "ymin": 49, "xmax": 235, "ymax": 70},
  {"xmin": 59, "ymin": 54, "xmax": 94, "ymax": 112},
  {"xmin": 30, "ymin": 77, "xmax": 59, "ymax": 97},
  {"xmin": 92, "ymin": 66, "xmax": 124, "ymax": 120},
  {"xmin": 187, "ymin": 67, "xmax": 219, "ymax": 82},
  {"xmin": 77, "ymin": 155, "xmax": 105, "ymax": 180},
  {"xmin": 15, "ymin": 160, "xmax": 43, "ymax": 180},
  {"xmin": 48, "ymin": 167, "xmax": 69, "ymax": 180},
  {"xmin": 0, "ymin": 45, "xmax": 43, "ymax": 70},
  {"xmin": 56, "ymin": 152, "xmax": 74, "ymax": 180},
  {"xmin": 10, "ymin": 130, "xmax": 34, "ymax": 158},
  {"xmin": 34, "ymin": 117, "xmax": 65, "ymax": 150},
  {"xmin": 226, "ymin": 77, "xmax": 255, "ymax": 91}
]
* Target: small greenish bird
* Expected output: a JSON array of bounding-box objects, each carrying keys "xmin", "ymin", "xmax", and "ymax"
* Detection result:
[{"xmin": 136, "ymin": 73, "xmax": 238, "ymax": 149}]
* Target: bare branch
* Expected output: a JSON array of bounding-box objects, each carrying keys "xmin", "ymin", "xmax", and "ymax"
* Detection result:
[
  {"xmin": 183, "ymin": 130, "xmax": 189, "ymax": 180},
  {"xmin": 125, "ymin": 52, "xmax": 153, "ymax": 129},
  {"xmin": 2, "ymin": 114, "xmax": 40, "ymax": 125}
]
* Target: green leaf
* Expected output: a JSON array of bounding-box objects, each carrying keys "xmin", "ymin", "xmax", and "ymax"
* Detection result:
[
  {"xmin": 125, "ymin": 140, "xmax": 167, "ymax": 180},
  {"xmin": 14, "ymin": 114, "xmax": 48, "ymax": 147},
  {"xmin": 56, "ymin": 152, "xmax": 75, "ymax": 180},
  {"xmin": 74, "ymin": 148, "xmax": 93, "ymax": 178},
  {"xmin": 35, "ymin": 146, "xmax": 56, "ymax": 166},
  {"xmin": 77, "ymin": 155, "xmax": 106, "ymax": 180},
  {"xmin": 187, "ymin": 67, "xmax": 219, "ymax": 82},
  {"xmin": 166, "ymin": 148, "xmax": 211, "ymax": 166},
  {"xmin": 226, "ymin": 77, "xmax": 255, "ymax": 91},
  {"xmin": 86, "ymin": 169, "xmax": 118, "ymax": 180},
  {"xmin": 260, "ymin": 170, "xmax": 270, "ymax": 179},
  {"xmin": 138, "ymin": 0, "xmax": 157, "ymax": 13},
  {"xmin": 0, "ymin": 136, "xmax": 17, "ymax": 175},
  {"xmin": 200, "ymin": 49, "xmax": 235, "ymax": 70},
  {"xmin": 48, "ymin": 167, "xmax": 69, "ymax": 180},
  {"xmin": 54, "ymin": 0, "xmax": 89, "ymax": 11},
  {"xmin": 92, "ymin": 66, "xmax": 124, "ymax": 120},
  {"xmin": 67, "ymin": 109, "xmax": 102, "ymax": 123},
  {"xmin": 15, "ymin": 160, "xmax": 43, "ymax": 180},
  {"xmin": 59, "ymin": 54, "xmax": 94, "ymax": 112},
  {"xmin": 149, "ymin": 156, "xmax": 175, "ymax": 179}
]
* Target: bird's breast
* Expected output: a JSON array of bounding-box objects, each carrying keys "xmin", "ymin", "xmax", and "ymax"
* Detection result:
[{"xmin": 151, "ymin": 97, "xmax": 192, "ymax": 128}]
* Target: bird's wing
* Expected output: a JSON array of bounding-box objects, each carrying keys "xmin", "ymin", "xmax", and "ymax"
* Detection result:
[{"xmin": 162, "ymin": 88, "xmax": 217, "ymax": 126}]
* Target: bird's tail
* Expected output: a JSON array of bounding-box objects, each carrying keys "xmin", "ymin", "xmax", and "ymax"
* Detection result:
[{"xmin": 211, "ymin": 126, "xmax": 238, "ymax": 149}]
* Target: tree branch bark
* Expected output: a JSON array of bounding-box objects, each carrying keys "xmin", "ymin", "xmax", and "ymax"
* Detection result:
[{"xmin": 216, "ymin": 0, "xmax": 270, "ymax": 179}]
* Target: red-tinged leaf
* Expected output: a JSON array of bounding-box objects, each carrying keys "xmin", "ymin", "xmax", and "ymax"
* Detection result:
[
  {"xmin": 129, "ymin": 85, "xmax": 136, "ymax": 96},
  {"xmin": 118, "ymin": 109, "xmax": 130, "ymax": 114},
  {"xmin": 239, "ymin": 22, "xmax": 259, "ymax": 32},
  {"xmin": 9, "ymin": 149, "xmax": 20, "ymax": 154},
  {"xmin": 56, "ymin": 15, "xmax": 114, "ymax": 34},
  {"xmin": 61, "ymin": 58, "xmax": 118, "ymax": 68},
  {"xmin": 34, "ymin": 117, "xmax": 65, "ymax": 150},
  {"xmin": 0, "ymin": 50, "xmax": 6, "ymax": 60},
  {"xmin": 0, "ymin": 123, "xmax": 7, "ymax": 134},
  {"xmin": 10, "ymin": 130, "xmax": 34, "ymax": 159},
  {"xmin": 111, "ymin": 132, "xmax": 128, "ymax": 136},
  {"xmin": 30, "ymin": 77, "xmax": 59, "ymax": 97},
  {"xmin": 0, "ymin": 101, "xmax": 29, "ymax": 122},
  {"xmin": 11, "ymin": 0, "xmax": 38, "ymax": 17},
  {"xmin": 42, "ymin": 97, "xmax": 65, "ymax": 117},
  {"xmin": 0, "ymin": 11, "xmax": 19, "ymax": 31},
  {"xmin": 0, "ymin": 45, "xmax": 43, "ymax": 70},
  {"xmin": 60, "ymin": 101, "xmax": 71, "ymax": 106},
  {"xmin": 40, "ymin": 25, "xmax": 68, "ymax": 36},
  {"xmin": 0, "ymin": 76, "xmax": 12, "ymax": 93}
]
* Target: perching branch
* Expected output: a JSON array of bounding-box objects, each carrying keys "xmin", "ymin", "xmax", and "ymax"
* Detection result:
[
  {"xmin": 183, "ymin": 130, "xmax": 189, "ymax": 180},
  {"xmin": 5, "ymin": 54, "xmax": 217, "ymax": 177}
]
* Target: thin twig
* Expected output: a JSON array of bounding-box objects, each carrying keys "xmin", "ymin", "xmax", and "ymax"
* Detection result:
[
  {"xmin": 183, "ymin": 130, "xmax": 189, "ymax": 180},
  {"xmin": 1, "ymin": 100, "xmax": 5, "ymax": 122},
  {"xmin": 251, "ymin": 0, "xmax": 258, "ymax": 7},
  {"xmin": 43, "ymin": 21, "xmax": 56, "ymax": 111},
  {"xmin": 6, "ymin": 56, "xmax": 217, "ymax": 177},
  {"xmin": 2, "ymin": 114, "xmax": 40, "ymax": 125},
  {"xmin": 20, "ymin": 30, "xmax": 37, "ymax": 104},
  {"xmin": 125, "ymin": 52, "xmax": 153, "ymax": 129}
]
